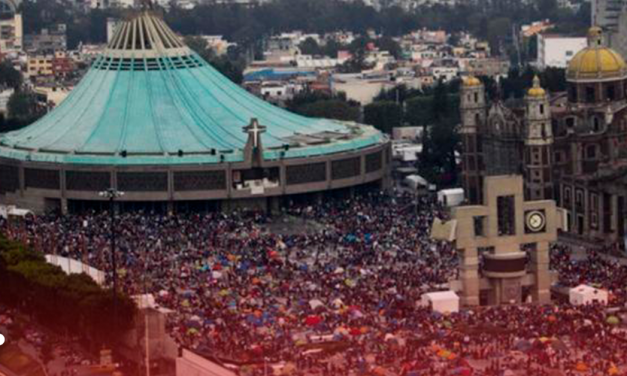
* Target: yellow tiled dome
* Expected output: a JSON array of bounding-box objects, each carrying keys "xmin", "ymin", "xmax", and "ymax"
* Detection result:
[
  {"xmin": 463, "ymin": 76, "xmax": 481, "ymax": 86},
  {"xmin": 567, "ymin": 27, "xmax": 627, "ymax": 81}
]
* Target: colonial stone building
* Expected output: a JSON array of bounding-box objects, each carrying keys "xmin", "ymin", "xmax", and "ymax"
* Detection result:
[{"xmin": 461, "ymin": 27, "xmax": 627, "ymax": 247}]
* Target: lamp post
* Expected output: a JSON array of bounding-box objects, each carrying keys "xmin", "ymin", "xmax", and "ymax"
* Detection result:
[{"xmin": 99, "ymin": 188, "xmax": 125, "ymax": 331}]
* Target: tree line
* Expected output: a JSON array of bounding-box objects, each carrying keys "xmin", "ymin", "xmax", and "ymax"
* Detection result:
[
  {"xmin": 0, "ymin": 62, "xmax": 44, "ymax": 133},
  {"xmin": 0, "ymin": 235, "xmax": 136, "ymax": 351},
  {"xmin": 20, "ymin": 0, "xmax": 590, "ymax": 54}
]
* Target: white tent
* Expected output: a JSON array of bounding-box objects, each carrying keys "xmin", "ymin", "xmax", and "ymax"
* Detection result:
[
  {"xmin": 569, "ymin": 284, "xmax": 608, "ymax": 306},
  {"xmin": 421, "ymin": 291, "xmax": 460, "ymax": 313},
  {"xmin": 0, "ymin": 205, "xmax": 33, "ymax": 219},
  {"xmin": 437, "ymin": 188, "xmax": 465, "ymax": 207},
  {"xmin": 404, "ymin": 174, "xmax": 429, "ymax": 190}
]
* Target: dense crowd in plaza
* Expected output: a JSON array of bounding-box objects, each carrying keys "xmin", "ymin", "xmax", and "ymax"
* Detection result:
[{"xmin": 2, "ymin": 191, "xmax": 627, "ymax": 376}]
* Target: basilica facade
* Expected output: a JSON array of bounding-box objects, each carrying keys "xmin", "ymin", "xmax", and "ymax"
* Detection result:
[{"xmin": 460, "ymin": 27, "xmax": 627, "ymax": 247}]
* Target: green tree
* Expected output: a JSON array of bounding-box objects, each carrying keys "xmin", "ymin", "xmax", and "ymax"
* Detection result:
[
  {"xmin": 0, "ymin": 235, "xmax": 136, "ymax": 348},
  {"xmin": 376, "ymin": 36, "xmax": 401, "ymax": 59},
  {"xmin": 419, "ymin": 117, "xmax": 459, "ymax": 185},
  {"xmin": 0, "ymin": 62, "xmax": 22, "ymax": 89},
  {"xmin": 183, "ymin": 36, "xmax": 214, "ymax": 61},
  {"xmin": 323, "ymin": 39, "xmax": 342, "ymax": 58},
  {"xmin": 486, "ymin": 17, "xmax": 511, "ymax": 55},
  {"xmin": 363, "ymin": 101, "xmax": 402, "ymax": 134},
  {"xmin": 184, "ymin": 36, "xmax": 245, "ymax": 84},
  {"xmin": 298, "ymin": 37, "xmax": 322, "ymax": 56},
  {"xmin": 405, "ymin": 96, "xmax": 434, "ymax": 127},
  {"xmin": 295, "ymin": 99, "xmax": 360, "ymax": 122},
  {"xmin": 287, "ymin": 91, "xmax": 360, "ymax": 122},
  {"xmin": 8, "ymin": 91, "xmax": 41, "ymax": 121}
]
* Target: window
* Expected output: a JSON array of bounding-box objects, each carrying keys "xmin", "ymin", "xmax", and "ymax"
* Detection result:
[
  {"xmin": 474, "ymin": 216, "xmax": 485, "ymax": 236},
  {"xmin": 586, "ymin": 87, "xmax": 595, "ymax": 103},
  {"xmin": 566, "ymin": 117, "xmax": 575, "ymax": 128},
  {"xmin": 607, "ymin": 85, "xmax": 616, "ymax": 101},
  {"xmin": 591, "ymin": 193, "xmax": 599, "ymax": 211},
  {"xmin": 576, "ymin": 190, "xmax": 583, "ymax": 207},
  {"xmin": 532, "ymin": 150, "xmax": 540, "ymax": 163},
  {"xmin": 554, "ymin": 152, "xmax": 562, "ymax": 163},
  {"xmin": 569, "ymin": 86, "xmax": 577, "ymax": 102},
  {"xmin": 593, "ymin": 117, "xmax": 601, "ymax": 132},
  {"xmin": 474, "ymin": 92, "xmax": 479, "ymax": 102},
  {"xmin": 497, "ymin": 195, "xmax": 516, "ymax": 236},
  {"xmin": 564, "ymin": 187, "xmax": 571, "ymax": 205},
  {"xmin": 566, "ymin": 50, "xmax": 573, "ymax": 56},
  {"xmin": 540, "ymin": 104, "xmax": 545, "ymax": 115},
  {"xmin": 587, "ymin": 144, "xmax": 597, "ymax": 159}
]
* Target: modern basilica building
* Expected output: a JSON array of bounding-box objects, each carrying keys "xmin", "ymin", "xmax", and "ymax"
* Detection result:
[{"xmin": 0, "ymin": 11, "xmax": 390, "ymax": 213}]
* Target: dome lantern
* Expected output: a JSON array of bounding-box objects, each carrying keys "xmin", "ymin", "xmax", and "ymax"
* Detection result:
[{"xmin": 527, "ymin": 75, "xmax": 546, "ymax": 98}]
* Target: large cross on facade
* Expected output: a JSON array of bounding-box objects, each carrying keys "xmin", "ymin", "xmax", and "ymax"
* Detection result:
[
  {"xmin": 244, "ymin": 118, "xmax": 267, "ymax": 149},
  {"xmin": 433, "ymin": 175, "xmax": 562, "ymax": 306}
]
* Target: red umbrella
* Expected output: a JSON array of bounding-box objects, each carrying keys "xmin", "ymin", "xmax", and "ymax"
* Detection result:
[{"xmin": 305, "ymin": 315, "xmax": 322, "ymax": 327}]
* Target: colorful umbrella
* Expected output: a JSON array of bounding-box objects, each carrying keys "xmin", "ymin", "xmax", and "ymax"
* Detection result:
[
  {"xmin": 606, "ymin": 316, "xmax": 620, "ymax": 325},
  {"xmin": 305, "ymin": 315, "xmax": 322, "ymax": 326}
]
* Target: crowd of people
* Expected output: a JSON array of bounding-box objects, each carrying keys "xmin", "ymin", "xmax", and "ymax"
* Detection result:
[{"xmin": 2, "ymin": 191, "xmax": 627, "ymax": 376}]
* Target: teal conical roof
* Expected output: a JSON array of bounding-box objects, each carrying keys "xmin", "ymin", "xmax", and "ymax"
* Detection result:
[{"xmin": 0, "ymin": 12, "xmax": 383, "ymax": 165}]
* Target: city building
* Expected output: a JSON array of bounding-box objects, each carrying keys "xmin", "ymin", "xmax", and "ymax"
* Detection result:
[
  {"xmin": 592, "ymin": 0, "xmax": 623, "ymax": 35},
  {"xmin": 465, "ymin": 58, "xmax": 510, "ymax": 79},
  {"xmin": 0, "ymin": 0, "xmax": 22, "ymax": 53},
  {"xmin": 23, "ymin": 24, "xmax": 67, "ymax": 53},
  {"xmin": 0, "ymin": 11, "xmax": 391, "ymax": 214},
  {"xmin": 591, "ymin": 0, "xmax": 627, "ymax": 58},
  {"xmin": 27, "ymin": 55, "xmax": 54, "ymax": 77},
  {"xmin": 331, "ymin": 72, "xmax": 397, "ymax": 105},
  {"xmin": 51, "ymin": 52, "xmax": 76, "ymax": 77},
  {"xmin": 536, "ymin": 34, "xmax": 587, "ymax": 69},
  {"xmin": 460, "ymin": 27, "xmax": 627, "ymax": 247},
  {"xmin": 33, "ymin": 85, "xmax": 71, "ymax": 108}
]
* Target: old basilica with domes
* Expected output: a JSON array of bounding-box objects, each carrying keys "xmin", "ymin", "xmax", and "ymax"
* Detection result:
[{"xmin": 460, "ymin": 27, "xmax": 627, "ymax": 247}]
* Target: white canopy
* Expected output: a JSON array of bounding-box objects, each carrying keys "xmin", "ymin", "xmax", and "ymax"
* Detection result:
[
  {"xmin": 405, "ymin": 174, "xmax": 429, "ymax": 187},
  {"xmin": 421, "ymin": 291, "xmax": 460, "ymax": 313},
  {"xmin": 569, "ymin": 284, "xmax": 608, "ymax": 306},
  {"xmin": 0, "ymin": 205, "xmax": 33, "ymax": 219}
]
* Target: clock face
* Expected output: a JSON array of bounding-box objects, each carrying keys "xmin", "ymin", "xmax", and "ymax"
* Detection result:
[{"xmin": 526, "ymin": 211, "xmax": 546, "ymax": 232}]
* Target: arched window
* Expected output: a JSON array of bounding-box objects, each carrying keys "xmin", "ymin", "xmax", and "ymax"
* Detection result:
[
  {"xmin": 593, "ymin": 117, "xmax": 601, "ymax": 132},
  {"xmin": 607, "ymin": 85, "xmax": 616, "ymax": 101},
  {"xmin": 586, "ymin": 87, "xmax": 595, "ymax": 103},
  {"xmin": 569, "ymin": 86, "xmax": 577, "ymax": 102},
  {"xmin": 587, "ymin": 144, "xmax": 597, "ymax": 159}
]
